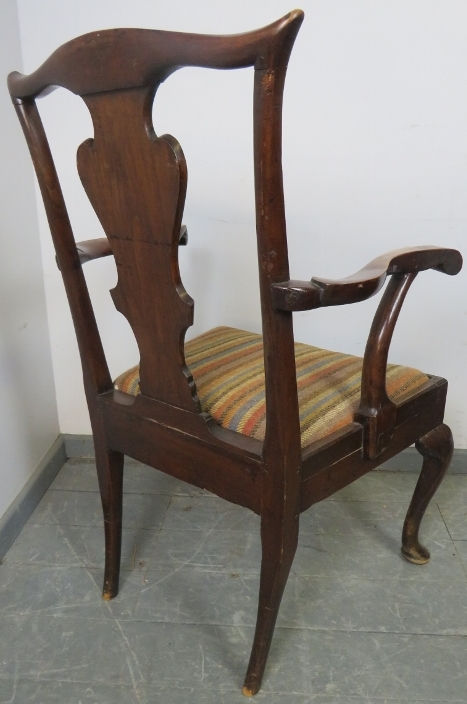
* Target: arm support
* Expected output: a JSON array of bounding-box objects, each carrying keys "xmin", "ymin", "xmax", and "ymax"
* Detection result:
[
  {"xmin": 271, "ymin": 246, "xmax": 462, "ymax": 311},
  {"xmin": 355, "ymin": 272, "xmax": 417, "ymax": 459}
]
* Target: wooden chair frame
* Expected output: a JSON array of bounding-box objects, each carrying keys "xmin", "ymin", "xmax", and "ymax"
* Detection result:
[{"xmin": 8, "ymin": 10, "xmax": 462, "ymax": 695}]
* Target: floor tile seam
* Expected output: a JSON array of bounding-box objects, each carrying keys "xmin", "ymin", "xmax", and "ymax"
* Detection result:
[
  {"xmin": 48, "ymin": 486, "xmax": 177, "ymax": 498},
  {"xmin": 0, "ymin": 563, "xmax": 145, "ymax": 574},
  {"xmin": 128, "ymin": 494, "xmax": 176, "ymax": 616},
  {"xmin": 437, "ymin": 503, "xmax": 455, "ymax": 541},
  {"xmin": 316, "ymin": 498, "xmax": 416, "ymax": 504},
  {"xmin": 118, "ymin": 569, "xmax": 467, "ymax": 581},
  {"xmin": 50, "ymin": 488, "xmax": 99, "ymax": 493},
  {"xmin": 33, "ymin": 613, "xmax": 467, "ymax": 635},
  {"xmin": 1, "ymin": 559, "xmax": 149, "ymax": 571},
  {"xmin": 152, "ymin": 530, "xmax": 445, "ymax": 539},
  {"xmin": 136, "ymin": 566, "xmax": 263, "ymax": 575},
  {"xmin": 451, "ymin": 544, "xmax": 467, "ymax": 580},
  {"xmin": 435, "ymin": 494, "xmax": 467, "ymax": 503},
  {"xmin": 6, "ymin": 610, "xmax": 465, "ymax": 641},
  {"xmin": 129, "ymin": 568, "xmax": 467, "ymax": 584},
  {"xmin": 5, "ymin": 557, "xmax": 465, "ymax": 582},
  {"xmin": 157, "ymin": 527, "xmax": 260, "ymax": 534},
  {"xmin": 0, "ymin": 680, "xmax": 460, "ymax": 704},
  {"xmin": 0, "ymin": 675, "xmax": 240, "ymax": 695},
  {"xmin": 0, "ymin": 674, "xmax": 254, "ymax": 697},
  {"xmin": 316, "ymin": 497, "xmax": 427, "ymax": 504},
  {"xmin": 0, "ymin": 611, "xmax": 115, "ymax": 621},
  {"xmin": 128, "ymin": 536, "xmax": 165, "ymax": 575},
  {"xmin": 50, "ymin": 488, "xmax": 176, "ymax": 496},
  {"xmin": 155, "ymin": 525, "xmax": 432, "ymax": 532},
  {"xmin": 286, "ymin": 572, "xmax": 467, "ymax": 581},
  {"xmin": 158, "ymin": 492, "xmax": 175, "ymax": 533},
  {"xmin": 19, "ymin": 521, "xmax": 164, "ymax": 530},
  {"xmin": 437, "ymin": 504, "xmax": 467, "ymax": 580},
  {"xmin": 165, "ymin": 495, "xmax": 430, "ymax": 505},
  {"xmin": 169, "ymin": 495, "xmax": 248, "ymax": 501},
  {"xmin": 0, "ymin": 685, "xmax": 459, "ymax": 704},
  {"xmin": 64, "ymin": 462, "xmax": 455, "ymax": 475},
  {"xmin": 269, "ymin": 626, "xmax": 467, "ymax": 639},
  {"xmin": 154, "ymin": 528, "xmax": 455, "ymax": 543},
  {"xmin": 257, "ymin": 696, "xmax": 465, "ymax": 703},
  {"xmin": 0, "ymin": 668, "xmax": 463, "ymax": 704},
  {"xmin": 0, "ymin": 564, "xmax": 100, "ymax": 574},
  {"xmin": 19, "ymin": 521, "xmax": 108, "ymax": 537},
  {"xmin": 171, "ymin": 494, "xmax": 215, "ymax": 498}
]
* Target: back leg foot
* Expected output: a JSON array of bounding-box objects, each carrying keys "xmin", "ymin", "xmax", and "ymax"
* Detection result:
[
  {"xmin": 401, "ymin": 423, "xmax": 453, "ymax": 565},
  {"xmin": 93, "ymin": 436, "xmax": 124, "ymax": 599},
  {"xmin": 242, "ymin": 513, "xmax": 298, "ymax": 696}
]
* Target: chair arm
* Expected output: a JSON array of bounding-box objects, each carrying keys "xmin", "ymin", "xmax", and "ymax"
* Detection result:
[
  {"xmin": 271, "ymin": 246, "xmax": 462, "ymax": 460},
  {"xmin": 179, "ymin": 224, "xmax": 188, "ymax": 246},
  {"xmin": 57, "ymin": 225, "xmax": 189, "ymax": 269},
  {"xmin": 271, "ymin": 246, "xmax": 462, "ymax": 311},
  {"xmin": 76, "ymin": 238, "xmax": 112, "ymax": 265}
]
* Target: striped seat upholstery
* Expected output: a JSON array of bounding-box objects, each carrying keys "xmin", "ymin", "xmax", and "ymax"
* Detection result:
[{"xmin": 114, "ymin": 326, "xmax": 429, "ymax": 449}]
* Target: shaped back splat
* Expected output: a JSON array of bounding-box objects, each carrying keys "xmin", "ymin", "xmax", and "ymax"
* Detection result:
[{"xmin": 78, "ymin": 86, "xmax": 199, "ymax": 411}]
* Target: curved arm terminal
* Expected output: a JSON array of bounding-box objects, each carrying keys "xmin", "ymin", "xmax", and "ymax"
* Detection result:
[{"xmin": 272, "ymin": 246, "xmax": 462, "ymax": 311}]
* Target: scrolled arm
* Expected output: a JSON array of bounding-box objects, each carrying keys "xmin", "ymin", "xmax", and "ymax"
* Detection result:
[{"xmin": 271, "ymin": 246, "xmax": 462, "ymax": 311}]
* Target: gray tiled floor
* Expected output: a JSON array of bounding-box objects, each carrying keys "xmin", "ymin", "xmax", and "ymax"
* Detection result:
[{"xmin": 1, "ymin": 460, "xmax": 467, "ymax": 703}]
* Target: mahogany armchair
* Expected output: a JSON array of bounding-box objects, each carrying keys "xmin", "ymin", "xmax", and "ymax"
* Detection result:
[{"xmin": 8, "ymin": 10, "xmax": 462, "ymax": 696}]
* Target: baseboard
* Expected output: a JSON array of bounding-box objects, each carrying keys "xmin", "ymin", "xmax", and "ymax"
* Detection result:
[
  {"xmin": 0, "ymin": 435, "xmax": 67, "ymax": 561},
  {"xmin": 62, "ymin": 433, "xmax": 467, "ymax": 474},
  {"xmin": 62, "ymin": 433, "xmax": 95, "ymax": 459}
]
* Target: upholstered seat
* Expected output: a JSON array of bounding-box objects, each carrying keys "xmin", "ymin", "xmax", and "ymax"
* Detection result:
[{"xmin": 114, "ymin": 326, "xmax": 429, "ymax": 449}]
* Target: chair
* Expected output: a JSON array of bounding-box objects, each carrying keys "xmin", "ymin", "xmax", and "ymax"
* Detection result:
[{"xmin": 8, "ymin": 10, "xmax": 462, "ymax": 696}]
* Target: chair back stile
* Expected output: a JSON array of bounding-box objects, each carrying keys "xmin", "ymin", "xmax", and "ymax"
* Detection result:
[
  {"xmin": 12, "ymin": 98, "xmax": 112, "ymax": 400},
  {"xmin": 253, "ymin": 63, "xmax": 302, "ymax": 503}
]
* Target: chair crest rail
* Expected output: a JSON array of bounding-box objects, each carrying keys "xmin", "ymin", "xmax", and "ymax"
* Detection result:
[{"xmin": 7, "ymin": 11, "xmax": 304, "ymax": 99}]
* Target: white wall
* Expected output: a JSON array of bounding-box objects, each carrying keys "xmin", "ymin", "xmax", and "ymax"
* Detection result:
[
  {"xmin": 0, "ymin": 0, "xmax": 59, "ymax": 519},
  {"xmin": 16, "ymin": 0, "xmax": 467, "ymax": 446}
]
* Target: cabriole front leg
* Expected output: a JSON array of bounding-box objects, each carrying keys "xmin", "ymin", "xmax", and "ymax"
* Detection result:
[{"xmin": 401, "ymin": 424, "xmax": 453, "ymax": 564}]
